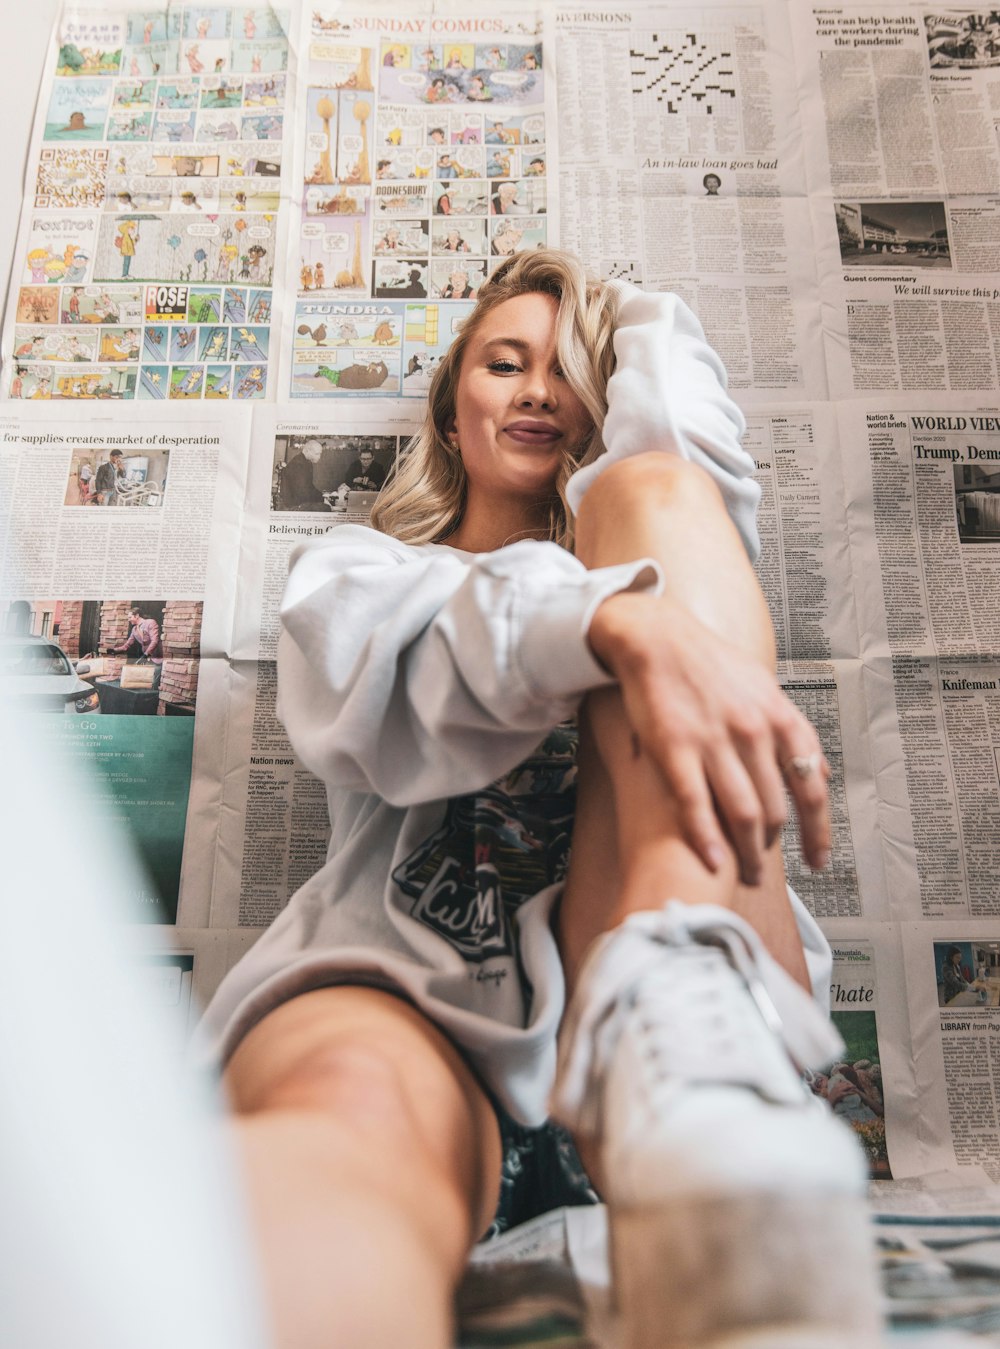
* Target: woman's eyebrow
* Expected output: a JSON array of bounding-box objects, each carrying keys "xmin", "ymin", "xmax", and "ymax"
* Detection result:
[{"xmin": 481, "ymin": 336, "xmax": 531, "ymax": 352}]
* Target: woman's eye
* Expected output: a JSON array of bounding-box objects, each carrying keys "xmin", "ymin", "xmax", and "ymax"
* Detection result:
[{"xmin": 487, "ymin": 358, "xmax": 520, "ymax": 373}]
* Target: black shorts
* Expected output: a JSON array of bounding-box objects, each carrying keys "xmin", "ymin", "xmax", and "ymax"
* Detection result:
[{"xmin": 482, "ymin": 1106, "xmax": 599, "ymax": 1241}]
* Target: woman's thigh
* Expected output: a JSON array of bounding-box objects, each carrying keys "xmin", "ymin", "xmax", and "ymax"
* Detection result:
[{"xmin": 225, "ymin": 984, "xmax": 504, "ymax": 1242}]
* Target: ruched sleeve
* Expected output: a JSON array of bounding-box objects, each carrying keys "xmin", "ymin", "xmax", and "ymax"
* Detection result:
[{"xmin": 278, "ymin": 525, "xmax": 661, "ymax": 805}]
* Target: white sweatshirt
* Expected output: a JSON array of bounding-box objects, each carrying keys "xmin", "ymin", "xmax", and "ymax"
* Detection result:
[
  {"xmin": 201, "ymin": 285, "xmax": 829, "ymax": 1124},
  {"xmin": 277, "ymin": 281, "xmax": 756, "ymax": 806}
]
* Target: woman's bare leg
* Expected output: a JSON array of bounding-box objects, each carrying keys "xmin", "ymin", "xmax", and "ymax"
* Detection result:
[
  {"xmin": 560, "ymin": 451, "xmax": 814, "ymax": 992},
  {"xmin": 224, "ymin": 986, "xmax": 502, "ymax": 1349},
  {"xmin": 553, "ymin": 455, "xmax": 879, "ymax": 1347}
]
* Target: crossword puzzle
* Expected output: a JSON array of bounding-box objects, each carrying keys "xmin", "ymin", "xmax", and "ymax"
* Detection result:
[
  {"xmin": 604, "ymin": 259, "xmax": 643, "ymax": 285},
  {"xmin": 629, "ymin": 32, "xmax": 736, "ymax": 114}
]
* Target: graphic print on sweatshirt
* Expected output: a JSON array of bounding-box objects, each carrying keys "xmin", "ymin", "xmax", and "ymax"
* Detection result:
[{"xmin": 392, "ymin": 721, "xmax": 578, "ymax": 961}]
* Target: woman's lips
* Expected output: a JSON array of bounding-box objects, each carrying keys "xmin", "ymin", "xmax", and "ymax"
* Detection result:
[{"xmin": 503, "ymin": 420, "xmax": 561, "ymax": 444}]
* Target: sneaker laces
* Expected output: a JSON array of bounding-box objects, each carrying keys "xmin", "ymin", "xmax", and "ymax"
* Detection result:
[{"xmin": 552, "ymin": 901, "xmax": 845, "ymax": 1138}]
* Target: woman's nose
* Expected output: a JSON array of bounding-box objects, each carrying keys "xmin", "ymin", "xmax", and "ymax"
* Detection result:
[{"xmin": 517, "ymin": 370, "xmax": 557, "ymax": 409}]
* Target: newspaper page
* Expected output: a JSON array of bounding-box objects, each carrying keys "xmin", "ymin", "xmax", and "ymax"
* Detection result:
[
  {"xmin": 552, "ymin": 0, "xmax": 828, "ymax": 401},
  {"xmin": 793, "ymin": 3, "xmax": 1000, "ymax": 200},
  {"xmin": 814, "ymin": 930, "xmax": 909, "ymax": 1179},
  {"xmin": 903, "ymin": 920, "xmax": 1000, "ymax": 1188},
  {"xmin": 193, "ymin": 398, "xmax": 422, "ymax": 930},
  {"xmin": 794, "ymin": 3, "xmax": 1000, "ymax": 397},
  {"xmin": 838, "ymin": 397, "xmax": 1000, "ymax": 922},
  {"xmin": 743, "ymin": 402, "xmax": 891, "ymax": 918},
  {"xmin": 0, "ymin": 397, "xmax": 250, "ymax": 937},
  {"xmin": 1, "ymin": 4, "xmax": 294, "ymax": 405},
  {"xmin": 281, "ymin": 5, "xmax": 556, "ymax": 400},
  {"xmin": 811, "ymin": 190, "xmax": 1000, "ymax": 399}
]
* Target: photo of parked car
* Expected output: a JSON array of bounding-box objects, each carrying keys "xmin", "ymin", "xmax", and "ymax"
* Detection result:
[{"xmin": 0, "ymin": 633, "xmax": 101, "ymax": 713}]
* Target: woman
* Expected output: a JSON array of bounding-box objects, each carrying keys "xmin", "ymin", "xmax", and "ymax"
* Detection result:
[
  {"xmin": 374, "ymin": 225, "xmax": 402, "ymax": 254},
  {"xmin": 204, "ymin": 251, "xmax": 877, "ymax": 1347},
  {"xmin": 439, "ymin": 268, "xmax": 475, "ymax": 299},
  {"xmin": 441, "ymin": 227, "xmax": 470, "ymax": 253},
  {"xmin": 491, "ymin": 179, "xmax": 528, "ymax": 216},
  {"xmin": 941, "ymin": 944, "xmax": 984, "ymax": 1003},
  {"xmin": 491, "ymin": 217, "xmax": 524, "ymax": 255}
]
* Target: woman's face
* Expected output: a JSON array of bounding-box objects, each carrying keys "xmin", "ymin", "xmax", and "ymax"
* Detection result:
[
  {"xmin": 494, "ymin": 227, "xmax": 521, "ymax": 255},
  {"xmin": 450, "ymin": 292, "xmax": 592, "ymax": 508}
]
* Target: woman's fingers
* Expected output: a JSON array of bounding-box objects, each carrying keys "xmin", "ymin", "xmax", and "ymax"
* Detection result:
[
  {"xmin": 596, "ymin": 594, "xmax": 832, "ymax": 877},
  {"xmin": 726, "ymin": 701, "xmax": 790, "ymax": 848},
  {"xmin": 778, "ymin": 743, "xmax": 832, "ymax": 871},
  {"xmin": 645, "ymin": 681, "xmax": 830, "ymax": 882},
  {"xmin": 728, "ymin": 683, "xmax": 831, "ymax": 874},
  {"xmin": 703, "ymin": 742, "xmax": 768, "ymax": 884},
  {"xmin": 769, "ymin": 695, "xmax": 830, "ymax": 868},
  {"xmin": 654, "ymin": 740, "xmax": 731, "ymax": 875}
]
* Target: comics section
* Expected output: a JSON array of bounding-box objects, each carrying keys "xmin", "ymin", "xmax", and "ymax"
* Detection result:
[
  {"xmin": 4, "ymin": 5, "xmax": 291, "ymax": 404},
  {"xmin": 286, "ymin": 8, "xmax": 554, "ymax": 398}
]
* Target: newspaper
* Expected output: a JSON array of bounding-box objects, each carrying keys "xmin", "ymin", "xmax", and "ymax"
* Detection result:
[
  {"xmin": 205, "ymin": 399, "xmax": 422, "ymax": 930},
  {"xmin": 551, "ymin": 0, "xmax": 828, "ymax": 401},
  {"xmin": 0, "ymin": 396, "xmax": 250, "ymax": 932},
  {"xmin": 2, "ymin": 6, "xmax": 294, "ymax": 403},
  {"xmin": 281, "ymin": 4, "xmax": 557, "ymax": 399},
  {"xmin": 5, "ymin": 0, "xmax": 1000, "ymax": 1339},
  {"xmin": 793, "ymin": 2, "xmax": 1000, "ymax": 398}
]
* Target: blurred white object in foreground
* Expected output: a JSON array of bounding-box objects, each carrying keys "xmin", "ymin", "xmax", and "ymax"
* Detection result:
[{"xmin": 0, "ymin": 707, "xmax": 271, "ymax": 1349}]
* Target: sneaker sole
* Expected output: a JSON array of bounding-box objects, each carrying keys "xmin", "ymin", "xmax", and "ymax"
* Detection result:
[{"xmin": 612, "ymin": 1190, "xmax": 883, "ymax": 1348}]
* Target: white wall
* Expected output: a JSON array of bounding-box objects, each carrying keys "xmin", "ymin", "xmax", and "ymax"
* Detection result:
[{"xmin": 1, "ymin": 0, "xmax": 62, "ymax": 324}]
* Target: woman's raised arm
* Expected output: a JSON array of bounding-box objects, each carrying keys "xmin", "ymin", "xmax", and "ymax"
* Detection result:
[{"xmin": 567, "ymin": 282, "xmax": 760, "ymax": 559}]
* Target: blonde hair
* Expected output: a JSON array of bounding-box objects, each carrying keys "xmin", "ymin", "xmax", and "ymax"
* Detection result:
[{"xmin": 371, "ymin": 248, "xmax": 619, "ymax": 549}]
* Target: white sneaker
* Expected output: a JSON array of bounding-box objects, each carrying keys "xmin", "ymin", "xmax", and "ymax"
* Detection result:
[{"xmin": 551, "ymin": 902, "xmax": 883, "ymax": 1348}]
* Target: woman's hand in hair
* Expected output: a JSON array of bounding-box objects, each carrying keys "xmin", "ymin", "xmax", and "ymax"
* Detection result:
[{"xmin": 587, "ymin": 591, "xmax": 830, "ymax": 886}]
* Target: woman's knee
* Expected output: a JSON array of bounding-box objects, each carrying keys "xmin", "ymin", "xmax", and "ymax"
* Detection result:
[
  {"xmin": 575, "ymin": 453, "xmax": 723, "ymax": 555},
  {"xmin": 227, "ymin": 987, "xmax": 466, "ymax": 1127},
  {"xmin": 224, "ymin": 986, "xmax": 503, "ymax": 1237},
  {"xmin": 247, "ymin": 1034, "xmax": 426, "ymax": 1128}
]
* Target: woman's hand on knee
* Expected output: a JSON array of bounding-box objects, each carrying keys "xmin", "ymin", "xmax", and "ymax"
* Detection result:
[{"xmin": 588, "ymin": 592, "xmax": 831, "ymax": 885}]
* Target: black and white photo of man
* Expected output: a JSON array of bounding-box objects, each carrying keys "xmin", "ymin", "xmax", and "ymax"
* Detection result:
[{"xmin": 345, "ymin": 445, "xmax": 387, "ymax": 492}]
